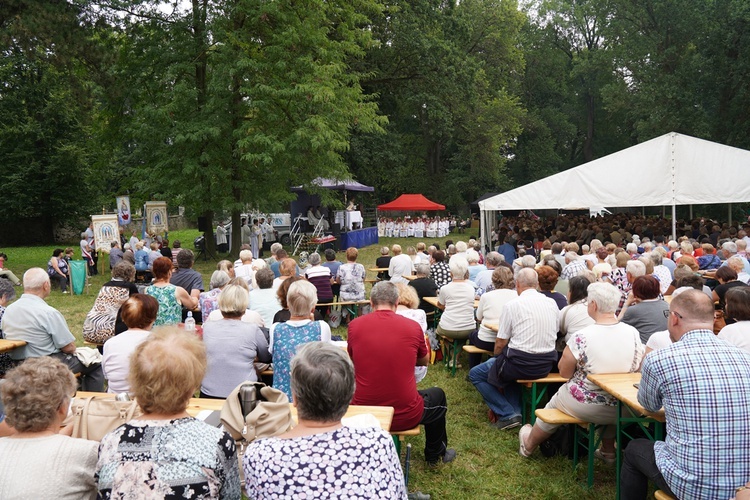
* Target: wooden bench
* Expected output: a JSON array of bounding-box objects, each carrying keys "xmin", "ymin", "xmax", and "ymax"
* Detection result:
[
  {"xmin": 535, "ymin": 409, "xmax": 601, "ymax": 488},
  {"xmin": 518, "ymin": 373, "xmax": 568, "ymax": 425},
  {"xmin": 654, "ymin": 491, "xmax": 677, "ymax": 500},
  {"xmin": 391, "ymin": 426, "xmax": 420, "ymax": 456},
  {"xmin": 462, "ymin": 345, "xmax": 493, "ymax": 356},
  {"xmin": 316, "ymin": 300, "xmax": 370, "ymax": 318}
]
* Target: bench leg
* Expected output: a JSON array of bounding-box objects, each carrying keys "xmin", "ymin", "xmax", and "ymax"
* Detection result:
[{"xmin": 392, "ymin": 435, "xmax": 401, "ymax": 456}]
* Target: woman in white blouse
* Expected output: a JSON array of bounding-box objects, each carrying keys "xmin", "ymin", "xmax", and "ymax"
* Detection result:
[
  {"xmin": 102, "ymin": 294, "xmax": 157, "ymax": 394},
  {"xmin": 718, "ymin": 286, "xmax": 750, "ymax": 354}
]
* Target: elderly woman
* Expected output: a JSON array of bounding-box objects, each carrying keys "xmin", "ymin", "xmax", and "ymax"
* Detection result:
[
  {"xmin": 199, "ymin": 270, "xmax": 231, "ymax": 320},
  {"xmin": 217, "ymin": 259, "xmax": 235, "ymax": 279},
  {"xmin": 244, "ymin": 342, "xmax": 406, "ymax": 498},
  {"xmin": 718, "ymin": 287, "xmax": 750, "ymax": 353},
  {"xmin": 0, "ymin": 279, "xmax": 17, "ymax": 375},
  {"xmin": 101, "ymin": 294, "xmax": 158, "ymax": 394},
  {"xmin": 409, "ymin": 262, "xmax": 438, "ymax": 313},
  {"xmin": 467, "ymin": 250, "xmax": 487, "ymax": 282},
  {"xmin": 620, "ymin": 275, "xmax": 670, "ymax": 344},
  {"xmin": 47, "ymin": 248, "xmax": 69, "ymax": 292},
  {"xmin": 235, "ymin": 249, "xmax": 256, "ymax": 287},
  {"xmin": 518, "ymin": 283, "xmax": 644, "ymax": 462},
  {"xmin": 133, "ymin": 241, "xmax": 150, "ymax": 273},
  {"xmin": 471, "ymin": 267, "xmax": 516, "ymax": 368},
  {"xmin": 336, "ymin": 247, "xmax": 366, "ymax": 302},
  {"xmin": 96, "ymin": 329, "xmax": 240, "ymax": 498},
  {"xmin": 146, "ymin": 257, "xmax": 197, "ymax": 326},
  {"xmin": 0, "ymin": 357, "xmax": 98, "ymax": 499},
  {"xmin": 610, "ymin": 251, "xmax": 631, "ymax": 293},
  {"xmin": 201, "ymin": 284, "xmax": 271, "ymax": 398},
  {"xmin": 270, "ymin": 280, "xmax": 332, "ymax": 399},
  {"xmin": 395, "ymin": 283, "xmax": 428, "ymax": 333},
  {"xmin": 272, "ymin": 276, "xmax": 324, "ymax": 324},
  {"xmin": 249, "ymin": 268, "xmax": 282, "ymax": 328},
  {"xmin": 435, "ymin": 256, "xmax": 476, "ymax": 344},
  {"xmin": 537, "ymin": 265, "xmax": 567, "ymax": 310},
  {"xmin": 430, "ymin": 250, "xmax": 452, "ymax": 290},
  {"xmin": 83, "ymin": 261, "xmax": 138, "ymax": 346},
  {"xmin": 304, "ymin": 253, "xmax": 333, "ymax": 313},
  {"xmin": 713, "ymin": 266, "xmax": 748, "ymax": 316}
]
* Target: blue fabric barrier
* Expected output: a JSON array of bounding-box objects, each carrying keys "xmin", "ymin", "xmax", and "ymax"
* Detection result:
[{"xmin": 340, "ymin": 227, "xmax": 378, "ymax": 249}]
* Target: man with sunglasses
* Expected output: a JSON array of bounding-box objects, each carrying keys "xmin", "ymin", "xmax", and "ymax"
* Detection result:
[{"xmin": 621, "ymin": 289, "xmax": 750, "ymax": 499}]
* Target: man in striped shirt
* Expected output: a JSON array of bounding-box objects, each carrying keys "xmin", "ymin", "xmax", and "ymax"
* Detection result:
[
  {"xmin": 468, "ymin": 268, "xmax": 559, "ymax": 430},
  {"xmin": 622, "ymin": 289, "xmax": 750, "ymax": 500}
]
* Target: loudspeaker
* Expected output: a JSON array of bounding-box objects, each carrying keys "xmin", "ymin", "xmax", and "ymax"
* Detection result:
[
  {"xmin": 197, "ymin": 216, "xmax": 209, "ymax": 232},
  {"xmin": 332, "ymin": 223, "xmax": 341, "ymax": 236}
]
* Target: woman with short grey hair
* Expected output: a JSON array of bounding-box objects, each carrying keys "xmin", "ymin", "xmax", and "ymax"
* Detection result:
[
  {"xmin": 200, "ymin": 284, "xmax": 271, "ymax": 398},
  {"xmin": 269, "ymin": 280, "xmax": 332, "ymax": 399},
  {"xmin": 0, "ymin": 357, "xmax": 99, "ymax": 499},
  {"xmin": 199, "ymin": 270, "xmax": 231, "ymax": 320},
  {"xmin": 436, "ymin": 256, "xmax": 476, "ymax": 343},
  {"xmin": 409, "ymin": 262, "xmax": 438, "ymax": 314},
  {"xmin": 243, "ymin": 342, "xmax": 406, "ymax": 499}
]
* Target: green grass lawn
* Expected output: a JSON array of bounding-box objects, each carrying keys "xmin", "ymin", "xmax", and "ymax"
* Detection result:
[{"xmin": 2, "ymin": 230, "xmax": 621, "ymax": 499}]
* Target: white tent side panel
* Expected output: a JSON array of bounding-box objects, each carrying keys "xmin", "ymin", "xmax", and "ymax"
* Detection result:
[
  {"xmin": 479, "ymin": 134, "xmax": 677, "ymax": 211},
  {"xmin": 673, "ymin": 134, "xmax": 750, "ymax": 205}
]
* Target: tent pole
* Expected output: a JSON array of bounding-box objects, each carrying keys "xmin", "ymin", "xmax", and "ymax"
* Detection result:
[
  {"xmin": 689, "ymin": 205, "xmax": 693, "ymax": 220},
  {"xmin": 480, "ymin": 209, "xmax": 486, "ymax": 252},
  {"xmin": 671, "ymin": 204, "xmax": 676, "ymax": 241},
  {"xmin": 729, "ymin": 203, "xmax": 732, "ymax": 226}
]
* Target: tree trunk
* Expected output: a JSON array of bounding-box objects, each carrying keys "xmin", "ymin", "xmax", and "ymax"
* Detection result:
[{"xmin": 229, "ymin": 209, "xmax": 242, "ymax": 258}]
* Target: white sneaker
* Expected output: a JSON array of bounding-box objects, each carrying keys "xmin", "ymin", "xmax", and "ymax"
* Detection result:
[{"xmin": 518, "ymin": 424, "xmax": 533, "ymax": 458}]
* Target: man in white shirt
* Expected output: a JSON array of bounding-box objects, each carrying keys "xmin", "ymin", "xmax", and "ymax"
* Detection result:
[
  {"xmin": 468, "ymin": 268, "xmax": 559, "ymax": 430},
  {"xmin": 215, "ymin": 222, "xmax": 228, "ymax": 253},
  {"xmin": 388, "ymin": 244, "xmax": 414, "ymax": 284}
]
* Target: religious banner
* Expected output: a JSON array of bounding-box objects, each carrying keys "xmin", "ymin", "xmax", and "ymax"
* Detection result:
[
  {"xmin": 116, "ymin": 195, "xmax": 131, "ymax": 226},
  {"xmin": 145, "ymin": 201, "xmax": 168, "ymax": 235},
  {"xmin": 92, "ymin": 214, "xmax": 119, "ymax": 251}
]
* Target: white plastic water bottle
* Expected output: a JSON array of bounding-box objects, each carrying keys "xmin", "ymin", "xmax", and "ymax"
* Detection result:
[{"xmin": 184, "ymin": 311, "xmax": 196, "ymax": 331}]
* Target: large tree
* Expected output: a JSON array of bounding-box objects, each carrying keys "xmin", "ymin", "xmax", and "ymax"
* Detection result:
[
  {"xmin": 348, "ymin": 0, "xmax": 525, "ymax": 209},
  {"xmin": 96, "ymin": 0, "xmax": 385, "ymax": 255}
]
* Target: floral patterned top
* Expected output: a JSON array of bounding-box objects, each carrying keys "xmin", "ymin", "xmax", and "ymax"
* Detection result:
[
  {"xmin": 272, "ymin": 321, "xmax": 322, "ymax": 399},
  {"xmin": 337, "ymin": 262, "xmax": 366, "ymax": 301},
  {"xmin": 96, "ymin": 417, "xmax": 240, "ymax": 499},
  {"xmin": 565, "ymin": 322, "xmax": 644, "ymax": 406},
  {"xmin": 243, "ymin": 425, "xmax": 407, "ymax": 499},
  {"xmin": 199, "ymin": 288, "xmax": 222, "ymax": 320},
  {"xmin": 146, "ymin": 284, "xmax": 182, "ymax": 326}
]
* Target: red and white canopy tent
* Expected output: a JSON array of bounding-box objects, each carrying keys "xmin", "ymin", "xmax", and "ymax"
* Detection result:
[{"xmin": 377, "ymin": 194, "xmax": 446, "ymax": 212}]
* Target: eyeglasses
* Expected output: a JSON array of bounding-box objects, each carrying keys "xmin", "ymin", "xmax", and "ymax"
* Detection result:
[{"xmin": 663, "ymin": 310, "xmax": 683, "ymax": 319}]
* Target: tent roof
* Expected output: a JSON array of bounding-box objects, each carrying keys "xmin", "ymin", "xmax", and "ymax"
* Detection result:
[
  {"xmin": 291, "ymin": 177, "xmax": 374, "ymax": 192},
  {"xmin": 378, "ymin": 194, "xmax": 445, "ymax": 211},
  {"xmin": 479, "ymin": 132, "xmax": 750, "ymax": 212}
]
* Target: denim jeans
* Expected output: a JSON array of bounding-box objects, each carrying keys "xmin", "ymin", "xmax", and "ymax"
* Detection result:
[{"xmin": 469, "ymin": 357, "xmax": 521, "ymax": 420}]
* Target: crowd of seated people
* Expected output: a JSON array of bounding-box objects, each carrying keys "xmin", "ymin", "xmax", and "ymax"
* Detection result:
[{"xmin": 2, "ymin": 210, "xmax": 750, "ymax": 498}]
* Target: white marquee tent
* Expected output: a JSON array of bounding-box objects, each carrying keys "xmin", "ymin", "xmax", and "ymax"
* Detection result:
[{"xmin": 479, "ymin": 132, "xmax": 750, "ymax": 248}]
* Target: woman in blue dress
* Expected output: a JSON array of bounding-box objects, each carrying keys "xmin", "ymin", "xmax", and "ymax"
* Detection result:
[{"xmin": 269, "ymin": 280, "xmax": 332, "ymax": 399}]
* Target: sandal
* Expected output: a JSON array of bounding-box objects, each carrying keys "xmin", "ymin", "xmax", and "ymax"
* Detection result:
[{"xmin": 594, "ymin": 448, "xmax": 616, "ymax": 465}]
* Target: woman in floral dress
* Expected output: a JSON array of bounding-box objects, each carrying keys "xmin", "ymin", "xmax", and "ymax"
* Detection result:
[{"xmin": 145, "ymin": 257, "xmax": 196, "ymax": 326}]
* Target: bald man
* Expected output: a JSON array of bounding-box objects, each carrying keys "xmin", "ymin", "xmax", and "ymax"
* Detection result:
[
  {"xmin": 622, "ymin": 290, "xmax": 750, "ymax": 499},
  {"xmin": 2, "ymin": 268, "xmax": 104, "ymax": 392}
]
